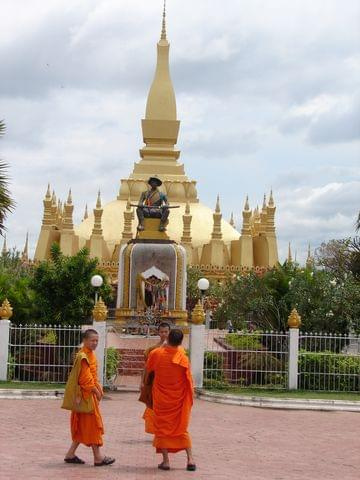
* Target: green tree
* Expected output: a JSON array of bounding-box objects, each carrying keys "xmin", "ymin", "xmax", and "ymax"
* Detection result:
[
  {"xmin": 0, "ymin": 248, "xmax": 38, "ymax": 325},
  {"xmin": 186, "ymin": 265, "xmax": 223, "ymax": 312},
  {"xmin": 0, "ymin": 121, "xmax": 15, "ymax": 234},
  {"xmin": 31, "ymin": 244, "xmax": 112, "ymax": 325}
]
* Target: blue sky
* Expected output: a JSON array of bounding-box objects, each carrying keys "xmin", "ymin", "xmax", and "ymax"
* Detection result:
[{"xmin": 1, "ymin": 0, "xmax": 359, "ymax": 262}]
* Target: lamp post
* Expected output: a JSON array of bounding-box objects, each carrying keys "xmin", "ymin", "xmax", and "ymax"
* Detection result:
[
  {"xmin": 197, "ymin": 278, "xmax": 209, "ymax": 307},
  {"xmin": 91, "ymin": 274, "xmax": 103, "ymax": 304}
]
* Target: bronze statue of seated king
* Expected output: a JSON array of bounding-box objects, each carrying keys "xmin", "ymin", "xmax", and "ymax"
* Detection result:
[{"xmin": 136, "ymin": 177, "xmax": 169, "ymax": 232}]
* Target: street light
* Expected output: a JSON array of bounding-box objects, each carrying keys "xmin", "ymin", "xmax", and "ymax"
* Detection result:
[
  {"xmin": 91, "ymin": 274, "xmax": 103, "ymax": 303},
  {"xmin": 197, "ymin": 278, "xmax": 209, "ymax": 304}
]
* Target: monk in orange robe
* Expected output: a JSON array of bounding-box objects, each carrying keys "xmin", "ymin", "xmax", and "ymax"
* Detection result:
[
  {"xmin": 64, "ymin": 329, "xmax": 115, "ymax": 467},
  {"xmin": 141, "ymin": 322, "xmax": 170, "ymax": 434},
  {"xmin": 145, "ymin": 328, "xmax": 196, "ymax": 471}
]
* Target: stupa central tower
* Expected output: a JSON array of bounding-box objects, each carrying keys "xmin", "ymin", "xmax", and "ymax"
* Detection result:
[{"xmin": 117, "ymin": 2, "xmax": 197, "ymax": 204}]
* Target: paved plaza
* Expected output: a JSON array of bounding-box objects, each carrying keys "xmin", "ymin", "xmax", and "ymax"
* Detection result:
[{"xmin": 0, "ymin": 392, "xmax": 359, "ymax": 480}]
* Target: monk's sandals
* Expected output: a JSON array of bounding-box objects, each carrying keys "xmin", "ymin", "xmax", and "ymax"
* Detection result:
[
  {"xmin": 187, "ymin": 463, "xmax": 197, "ymax": 471},
  {"xmin": 158, "ymin": 462, "xmax": 170, "ymax": 470},
  {"xmin": 64, "ymin": 456, "xmax": 85, "ymax": 464},
  {"xmin": 94, "ymin": 456, "xmax": 116, "ymax": 467}
]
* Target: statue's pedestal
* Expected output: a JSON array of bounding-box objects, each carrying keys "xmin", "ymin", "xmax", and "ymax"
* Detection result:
[
  {"xmin": 116, "ymin": 218, "xmax": 188, "ymax": 327},
  {"xmin": 136, "ymin": 218, "xmax": 169, "ymax": 241}
]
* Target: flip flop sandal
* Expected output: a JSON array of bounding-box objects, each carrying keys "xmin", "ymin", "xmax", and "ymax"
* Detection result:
[
  {"xmin": 158, "ymin": 462, "xmax": 170, "ymax": 470},
  {"xmin": 187, "ymin": 464, "xmax": 197, "ymax": 471},
  {"xmin": 64, "ymin": 456, "xmax": 85, "ymax": 464},
  {"xmin": 94, "ymin": 456, "xmax": 115, "ymax": 467}
]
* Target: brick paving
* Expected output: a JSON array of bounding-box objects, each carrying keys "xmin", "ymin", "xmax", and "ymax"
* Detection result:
[{"xmin": 0, "ymin": 392, "xmax": 359, "ymax": 480}]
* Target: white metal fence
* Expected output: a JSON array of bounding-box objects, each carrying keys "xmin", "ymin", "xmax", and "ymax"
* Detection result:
[
  {"xmin": 204, "ymin": 330, "xmax": 289, "ymax": 390},
  {"xmin": 7, "ymin": 324, "xmax": 83, "ymax": 383},
  {"xmin": 299, "ymin": 333, "xmax": 360, "ymax": 391},
  {"xmin": 203, "ymin": 327, "xmax": 360, "ymax": 392}
]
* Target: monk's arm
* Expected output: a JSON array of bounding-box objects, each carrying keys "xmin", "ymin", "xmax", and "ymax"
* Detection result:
[{"xmin": 78, "ymin": 359, "xmax": 102, "ymax": 400}]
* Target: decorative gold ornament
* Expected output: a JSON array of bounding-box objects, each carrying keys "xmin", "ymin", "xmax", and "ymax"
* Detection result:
[
  {"xmin": 288, "ymin": 308, "xmax": 301, "ymax": 328},
  {"xmin": 0, "ymin": 298, "xmax": 13, "ymax": 320},
  {"xmin": 191, "ymin": 300, "xmax": 205, "ymax": 325},
  {"xmin": 92, "ymin": 297, "xmax": 108, "ymax": 322}
]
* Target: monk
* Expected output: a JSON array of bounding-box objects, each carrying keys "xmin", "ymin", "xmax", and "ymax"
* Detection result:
[
  {"xmin": 63, "ymin": 329, "xmax": 115, "ymax": 467},
  {"xmin": 145, "ymin": 328, "xmax": 196, "ymax": 471},
  {"xmin": 141, "ymin": 322, "xmax": 170, "ymax": 434}
]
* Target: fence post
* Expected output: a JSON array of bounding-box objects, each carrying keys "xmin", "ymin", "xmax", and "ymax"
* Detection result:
[
  {"xmin": 189, "ymin": 300, "xmax": 205, "ymax": 388},
  {"xmin": 92, "ymin": 297, "xmax": 108, "ymax": 386},
  {"xmin": 0, "ymin": 299, "xmax": 13, "ymax": 381},
  {"xmin": 287, "ymin": 308, "xmax": 302, "ymax": 390}
]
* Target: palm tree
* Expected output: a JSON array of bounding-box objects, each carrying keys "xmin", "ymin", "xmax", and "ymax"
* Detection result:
[{"xmin": 0, "ymin": 120, "xmax": 15, "ymax": 235}]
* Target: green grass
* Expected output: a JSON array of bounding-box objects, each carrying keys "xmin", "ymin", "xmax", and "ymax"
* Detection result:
[
  {"xmin": 206, "ymin": 387, "xmax": 360, "ymax": 401},
  {"xmin": 0, "ymin": 381, "xmax": 65, "ymax": 390}
]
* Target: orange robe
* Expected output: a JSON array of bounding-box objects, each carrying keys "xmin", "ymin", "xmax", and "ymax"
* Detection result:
[
  {"xmin": 71, "ymin": 347, "xmax": 104, "ymax": 446},
  {"xmin": 142, "ymin": 343, "xmax": 162, "ymax": 434},
  {"xmin": 146, "ymin": 346, "xmax": 194, "ymax": 453}
]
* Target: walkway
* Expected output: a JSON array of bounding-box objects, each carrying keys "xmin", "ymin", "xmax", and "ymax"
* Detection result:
[{"xmin": 0, "ymin": 392, "xmax": 359, "ymax": 479}]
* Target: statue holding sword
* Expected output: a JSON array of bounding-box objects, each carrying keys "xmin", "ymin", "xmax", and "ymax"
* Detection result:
[{"xmin": 134, "ymin": 177, "xmax": 178, "ymax": 232}]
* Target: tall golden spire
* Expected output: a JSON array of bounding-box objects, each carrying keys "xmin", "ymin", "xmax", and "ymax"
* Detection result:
[
  {"xmin": 83, "ymin": 204, "xmax": 88, "ymax": 220},
  {"xmin": 121, "ymin": 197, "xmax": 134, "ymax": 243},
  {"xmin": 181, "ymin": 201, "xmax": 192, "ymax": 244},
  {"xmin": 211, "ymin": 195, "xmax": 223, "ymax": 240},
  {"xmin": 241, "ymin": 196, "xmax": 252, "ymax": 236},
  {"xmin": 63, "ymin": 188, "xmax": 74, "ymax": 231},
  {"xmin": 92, "ymin": 191, "xmax": 103, "ymax": 236},
  {"xmin": 145, "ymin": 0, "xmax": 175, "ymax": 121}
]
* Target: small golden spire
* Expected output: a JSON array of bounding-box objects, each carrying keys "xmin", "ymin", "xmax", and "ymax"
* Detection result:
[
  {"xmin": 21, "ymin": 232, "xmax": 29, "ymax": 262},
  {"xmin": 67, "ymin": 188, "xmax": 72, "ymax": 205},
  {"xmin": 262, "ymin": 194, "xmax": 267, "ymax": 211},
  {"xmin": 268, "ymin": 189, "xmax": 275, "ymax": 207},
  {"xmin": 51, "ymin": 190, "xmax": 57, "ymax": 206},
  {"xmin": 287, "ymin": 242, "xmax": 293, "ymax": 263},
  {"xmin": 83, "ymin": 204, "xmax": 88, "ymax": 220},
  {"xmin": 306, "ymin": 243, "xmax": 314, "ymax": 269},
  {"xmin": 185, "ymin": 201, "xmax": 190, "ymax": 215},
  {"xmin": 160, "ymin": 0, "xmax": 167, "ymax": 40},
  {"xmin": 45, "ymin": 183, "xmax": 51, "ymax": 199},
  {"xmin": 2, "ymin": 235, "xmax": 7, "ymax": 255},
  {"xmin": 244, "ymin": 195, "xmax": 250, "ymax": 211},
  {"xmin": 215, "ymin": 195, "xmax": 221, "ymax": 213},
  {"xmin": 229, "ymin": 212, "xmax": 235, "ymax": 227},
  {"xmin": 96, "ymin": 190, "xmax": 102, "ymax": 209}
]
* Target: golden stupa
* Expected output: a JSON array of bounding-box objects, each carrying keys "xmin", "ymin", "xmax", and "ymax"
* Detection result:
[{"xmin": 34, "ymin": 4, "xmax": 278, "ymax": 282}]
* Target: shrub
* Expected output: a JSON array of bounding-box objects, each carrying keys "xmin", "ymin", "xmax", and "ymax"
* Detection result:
[
  {"xmin": 225, "ymin": 333, "xmax": 263, "ymax": 350},
  {"xmin": 106, "ymin": 347, "xmax": 120, "ymax": 382},
  {"xmin": 299, "ymin": 350, "xmax": 360, "ymax": 391}
]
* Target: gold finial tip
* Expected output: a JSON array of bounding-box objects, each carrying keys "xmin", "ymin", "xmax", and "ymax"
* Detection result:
[
  {"xmin": 160, "ymin": 0, "xmax": 167, "ymax": 40},
  {"xmin": 67, "ymin": 188, "xmax": 72, "ymax": 204},
  {"xmin": 268, "ymin": 189, "xmax": 275, "ymax": 206},
  {"xmin": 244, "ymin": 195, "xmax": 250, "ymax": 211},
  {"xmin": 96, "ymin": 190, "xmax": 102, "ymax": 208},
  {"xmin": 215, "ymin": 194, "xmax": 221, "ymax": 213}
]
